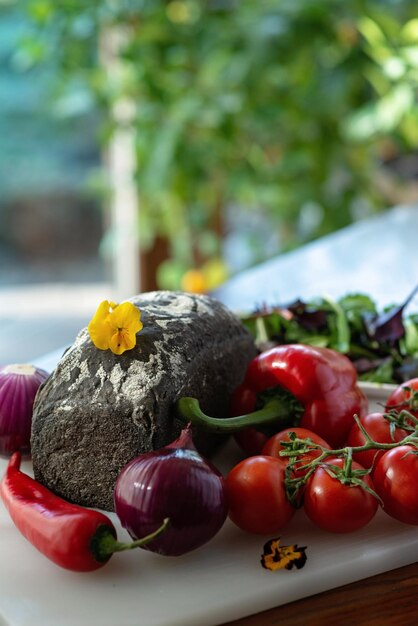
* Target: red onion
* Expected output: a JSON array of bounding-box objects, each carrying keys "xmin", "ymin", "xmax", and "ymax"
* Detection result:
[
  {"xmin": 0, "ymin": 364, "xmax": 49, "ymax": 457},
  {"xmin": 114, "ymin": 425, "xmax": 228, "ymax": 556}
]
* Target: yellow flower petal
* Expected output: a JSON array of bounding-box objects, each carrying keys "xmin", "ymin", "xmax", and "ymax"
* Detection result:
[
  {"xmin": 91, "ymin": 300, "xmax": 113, "ymax": 324},
  {"xmin": 88, "ymin": 300, "xmax": 113, "ymax": 350},
  {"xmin": 109, "ymin": 329, "xmax": 137, "ymax": 355},
  {"xmin": 88, "ymin": 300, "xmax": 143, "ymax": 355},
  {"xmin": 88, "ymin": 320, "xmax": 112, "ymax": 350},
  {"xmin": 110, "ymin": 302, "xmax": 143, "ymax": 335}
]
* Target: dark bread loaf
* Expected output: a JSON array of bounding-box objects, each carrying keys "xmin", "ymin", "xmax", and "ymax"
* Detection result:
[{"xmin": 31, "ymin": 291, "xmax": 257, "ymax": 510}]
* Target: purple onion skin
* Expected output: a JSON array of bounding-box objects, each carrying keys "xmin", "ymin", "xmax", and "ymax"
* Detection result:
[
  {"xmin": 0, "ymin": 364, "xmax": 49, "ymax": 457},
  {"xmin": 114, "ymin": 426, "xmax": 228, "ymax": 556}
]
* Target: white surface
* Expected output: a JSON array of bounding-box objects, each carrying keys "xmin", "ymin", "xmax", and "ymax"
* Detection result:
[
  {"xmin": 213, "ymin": 204, "xmax": 418, "ymax": 311},
  {"xmin": 0, "ymin": 356, "xmax": 417, "ymax": 626}
]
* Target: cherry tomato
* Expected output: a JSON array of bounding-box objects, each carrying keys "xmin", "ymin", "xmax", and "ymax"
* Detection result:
[
  {"xmin": 346, "ymin": 412, "xmax": 408, "ymax": 470},
  {"xmin": 261, "ymin": 427, "xmax": 331, "ymax": 477},
  {"xmin": 373, "ymin": 445, "xmax": 418, "ymax": 525},
  {"xmin": 386, "ymin": 378, "xmax": 418, "ymax": 419},
  {"xmin": 303, "ymin": 457, "xmax": 378, "ymax": 533},
  {"xmin": 226, "ymin": 456, "xmax": 295, "ymax": 535}
]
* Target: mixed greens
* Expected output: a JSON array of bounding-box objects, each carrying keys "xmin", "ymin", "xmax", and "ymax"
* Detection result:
[{"xmin": 240, "ymin": 287, "xmax": 418, "ymax": 385}]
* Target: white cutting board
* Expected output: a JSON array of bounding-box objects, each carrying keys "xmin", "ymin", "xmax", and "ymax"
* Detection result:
[{"xmin": 0, "ymin": 353, "xmax": 417, "ymax": 626}]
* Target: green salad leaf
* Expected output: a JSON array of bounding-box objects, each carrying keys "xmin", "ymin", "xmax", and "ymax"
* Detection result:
[{"xmin": 240, "ymin": 289, "xmax": 418, "ymax": 385}]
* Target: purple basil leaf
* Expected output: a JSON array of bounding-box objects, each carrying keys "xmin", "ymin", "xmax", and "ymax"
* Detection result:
[
  {"xmin": 352, "ymin": 356, "xmax": 391, "ymax": 374},
  {"xmin": 364, "ymin": 285, "xmax": 418, "ymax": 344},
  {"xmin": 287, "ymin": 299, "xmax": 328, "ymax": 332}
]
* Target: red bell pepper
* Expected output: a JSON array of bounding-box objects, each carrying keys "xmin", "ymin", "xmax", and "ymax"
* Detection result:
[
  {"xmin": 0, "ymin": 452, "xmax": 168, "ymax": 572},
  {"xmin": 177, "ymin": 344, "xmax": 368, "ymax": 453}
]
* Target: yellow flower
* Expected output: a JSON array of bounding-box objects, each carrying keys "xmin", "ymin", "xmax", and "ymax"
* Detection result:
[
  {"xmin": 181, "ymin": 269, "xmax": 208, "ymax": 294},
  {"xmin": 201, "ymin": 258, "xmax": 229, "ymax": 290},
  {"xmin": 180, "ymin": 259, "xmax": 229, "ymax": 294},
  {"xmin": 88, "ymin": 300, "xmax": 143, "ymax": 355}
]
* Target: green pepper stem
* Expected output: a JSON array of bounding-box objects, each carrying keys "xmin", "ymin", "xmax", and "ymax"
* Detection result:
[
  {"xmin": 94, "ymin": 518, "xmax": 170, "ymax": 562},
  {"xmin": 176, "ymin": 397, "xmax": 292, "ymax": 433}
]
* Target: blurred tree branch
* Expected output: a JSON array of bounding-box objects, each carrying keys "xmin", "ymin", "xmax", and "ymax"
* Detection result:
[{"xmin": 21, "ymin": 0, "xmax": 418, "ymax": 289}]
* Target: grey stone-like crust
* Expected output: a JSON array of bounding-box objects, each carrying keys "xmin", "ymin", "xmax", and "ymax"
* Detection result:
[{"xmin": 31, "ymin": 291, "xmax": 256, "ymax": 510}]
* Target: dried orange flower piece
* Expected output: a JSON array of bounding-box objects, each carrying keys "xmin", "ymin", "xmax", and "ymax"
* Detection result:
[{"xmin": 261, "ymin": 537, "xmax": 307, "ymax": 571}]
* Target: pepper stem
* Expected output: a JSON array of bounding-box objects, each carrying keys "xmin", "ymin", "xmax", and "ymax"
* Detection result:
[
  {"xmin": 93, "ymin": 518, "xmax": 170, "ymax": 562},
  {"xmin": 176, "ymin": 397, "xmax": 292, "ymax": 433}
]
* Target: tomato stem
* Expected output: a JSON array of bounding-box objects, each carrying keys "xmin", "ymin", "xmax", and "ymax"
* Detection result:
[
  {"xmin": 282, "ymin": 416, "xmax": 418, "ymax": 461},
  {"xmin": 281, "ymin": 417, "xmax": 418, "ymax": 506},
  {"xmin": 343, "ymin": 447, "xmax": 353, "ymax": 479}
]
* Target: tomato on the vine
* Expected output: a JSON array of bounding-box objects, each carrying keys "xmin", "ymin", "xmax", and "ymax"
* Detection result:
[
  {"xmin": 386, "ymin": 378, "xmax": 418, "ymax": 419},
  {"xmin": 226, "ymin": 456, "xmax": 295, "ymax": 535},
  {"xmin": 346, "ymin": 412, "xmax": 408, "ymax": 470},
  {"xmin": 373, "ymin": 445, "xmax": 418, "ymax": 525},
  {"xmin": 261, "ymin": 427, "xmax": 331, "ymax": 477},
  {"xmin": 303, "ymin": 457, "xmax": 379, "ymax": 533}
]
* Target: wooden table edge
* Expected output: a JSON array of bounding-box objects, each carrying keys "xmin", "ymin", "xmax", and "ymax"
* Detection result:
[{"xmin": 223, "ymin": 561, "xmax": 418, "ymax": 626}]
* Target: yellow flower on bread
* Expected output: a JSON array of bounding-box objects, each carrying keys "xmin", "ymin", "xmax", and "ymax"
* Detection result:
[{"xmin": 88, "ymin": 300, "xmax": 143, "ymax": 355}]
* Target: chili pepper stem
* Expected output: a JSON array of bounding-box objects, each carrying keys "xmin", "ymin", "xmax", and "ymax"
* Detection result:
[
  {"xmin": 176, "ymin": 397, "xmax": 293, "ymax": 433},
  {"xmin": 92, "ymin": 518, "xmax": 170, "ymax": 563}
]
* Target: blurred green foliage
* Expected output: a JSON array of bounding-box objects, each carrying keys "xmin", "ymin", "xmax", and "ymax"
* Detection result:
[
  {"xmin": 21, "ymin": 0, "xmax": 418, "ymax": 284},
  {"xmin": 0, "ymin": 3, "xmax": 99, "ymax": 201}
]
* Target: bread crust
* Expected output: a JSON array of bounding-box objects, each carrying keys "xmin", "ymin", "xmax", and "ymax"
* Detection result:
[{"xmin": 31, "ymin": 291, "xmax": 257, "ymax": 510}]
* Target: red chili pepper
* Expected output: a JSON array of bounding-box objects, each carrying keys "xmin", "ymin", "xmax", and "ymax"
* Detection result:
[
  {"xmin": 177, "ymin": 344, "xmax": 367, "ymax": 454},
  {"xmin": 0, "ymin": 452, "xmax": 169, "ymax": 572}
]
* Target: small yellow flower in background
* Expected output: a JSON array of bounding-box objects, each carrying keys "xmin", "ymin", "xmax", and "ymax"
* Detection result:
[
  {"xmin": 88, "ymin": 300, "xmax": 143, "ymax": 355},
  {"xmin": 181, "ymin": 269, "xmax": 208, "ymax": 294},
  {"xmin": 180, "ymin": 259, "xmax": 229, "ymax": 295},
  {"xmin": 201, "ymin": 258, "xmax": 229, "ymax": 291}
]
